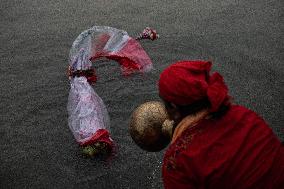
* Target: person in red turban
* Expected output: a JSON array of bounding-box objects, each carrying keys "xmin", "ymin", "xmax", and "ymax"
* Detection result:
[{"xmin": 158, "ymin": 60, "xmax": 284, "ymax": 189}]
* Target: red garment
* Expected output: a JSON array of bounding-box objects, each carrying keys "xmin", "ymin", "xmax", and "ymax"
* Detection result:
[
  {"xmin": 158, "ymin": 61, "xmax": 230, "ymax": 112},
  {"xmin": 79, "ymin": 129, "xmax": 113, "ymax": 149},
  {"xmin": 162, "ymin": 105, "xmax": 284, "ymax": 189}
]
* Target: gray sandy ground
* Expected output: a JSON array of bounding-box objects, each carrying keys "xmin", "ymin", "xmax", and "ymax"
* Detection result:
[{"xmin": 0, "ymin": 0, "xmax": 283, "ymax": 188}]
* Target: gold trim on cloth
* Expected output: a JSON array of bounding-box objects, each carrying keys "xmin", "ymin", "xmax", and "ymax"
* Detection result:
[{"xmin": 171, "ymin": 109, "xmax": 210, "ymax": 144}]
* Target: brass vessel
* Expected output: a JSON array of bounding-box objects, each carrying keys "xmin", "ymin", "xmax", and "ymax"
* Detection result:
[{"xmin": 129, "ymin": 101, "xmax": 174, "ymax": 152}]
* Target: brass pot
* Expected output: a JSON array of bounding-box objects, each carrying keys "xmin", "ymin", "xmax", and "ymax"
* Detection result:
[{"xmin": 129, "ymin": 101, "xmax": 174, "ymax": 152}]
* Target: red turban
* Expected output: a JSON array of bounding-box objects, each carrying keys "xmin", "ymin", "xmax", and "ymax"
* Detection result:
[{"xmin": 158, "ymin": 60, "xmax": 230, "ymax": 112}]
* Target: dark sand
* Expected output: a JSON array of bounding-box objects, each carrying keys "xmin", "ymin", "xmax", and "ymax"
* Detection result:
[{"xmin": 1, "ymin": 0, "xmax": 283, "ymax": 188}]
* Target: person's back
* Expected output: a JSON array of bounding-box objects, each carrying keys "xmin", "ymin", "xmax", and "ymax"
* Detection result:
[
  {"xmin": 158, "ymin": 60, "xmax": 284, "ymax": 189},
  {"xmin": 162, "ymin": 104, "xmax": 284, "ymax": 189}
]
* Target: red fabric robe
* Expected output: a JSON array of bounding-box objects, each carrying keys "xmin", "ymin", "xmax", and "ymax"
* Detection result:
[{"xmin": 162, "ymin": 105, "xmax": 284, "ymax": 189}]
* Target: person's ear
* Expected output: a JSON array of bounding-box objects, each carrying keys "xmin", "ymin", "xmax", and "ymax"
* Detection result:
[{"xmin": 167, "ymin": 103, "xmax": 182, "ymax": 122}]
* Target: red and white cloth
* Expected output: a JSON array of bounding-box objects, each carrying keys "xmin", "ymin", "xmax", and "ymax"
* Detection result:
[
  {"xmin": 67, "ymin": 26, "xmax": 154, "ymax": 149},
  {"xmin": 70, "ymin": 26, "xmax": 153, "ymax": 75}
]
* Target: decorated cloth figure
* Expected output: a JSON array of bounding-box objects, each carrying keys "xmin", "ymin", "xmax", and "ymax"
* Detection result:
[
  {"xmin": 67, "ymin": 26, "xmax": 158, "ymax": 157},
  {"xmin": 157, "ymin": 60, "xmax": 284, "ymax": 189}
]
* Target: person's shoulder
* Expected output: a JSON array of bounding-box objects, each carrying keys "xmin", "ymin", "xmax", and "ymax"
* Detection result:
[
  {"xmin": 230, "ymin": 104, "xmax": 259, "ymax": 116},
  {"xmin": 228, "ymin": 104, "xmax": 269, "ymax": 126},
  {"xmin": 230, "ymin": 104, "xmax": 252, "ymax": 112}
]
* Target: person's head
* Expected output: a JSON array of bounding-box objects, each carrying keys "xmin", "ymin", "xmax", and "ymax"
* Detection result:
[
  {"xmin": 162, "ymin": 98, "xmax": 211, "ymax": 124},
  {"xmin": 158, "ymin": 60, "xmax": 231, "ymax": 125}
]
